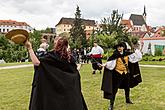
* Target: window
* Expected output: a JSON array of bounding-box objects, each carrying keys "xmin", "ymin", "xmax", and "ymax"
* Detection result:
[
  {"xmin": 7, "ymin": 29, "xmax": 9, "ymax": 32},
  {"xmin": 64, "ymin": 29, "xmax": 66, "ymax": 31},
  {"xmin": 43, "ymin": 35, "xmax": 48, "ymax": 40},
  {"xmin": 0, "ymin": 29, "xmax": 1, "ymax": 32},
  {"xmin": 3, "ymin": 29, "xmax": 5, "ymax": 32}
]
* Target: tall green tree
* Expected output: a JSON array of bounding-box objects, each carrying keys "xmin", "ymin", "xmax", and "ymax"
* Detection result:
[
  {"xmin": 96, "ymin": 10, "xmax": 132, "ymax": 49},
  {"xmin": 69, "ymin": 5, "xmax": 87, "ymax": 49}
]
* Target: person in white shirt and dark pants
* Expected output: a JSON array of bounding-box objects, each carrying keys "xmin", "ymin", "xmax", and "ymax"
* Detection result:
[{"xmin": 88, "ymin": 41, "xmax": 104, "ymax": 74}]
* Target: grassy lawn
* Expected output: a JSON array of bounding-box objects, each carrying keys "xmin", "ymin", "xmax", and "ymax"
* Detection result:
[
  {"xmin": 0, "ymin": 62, "xmax": 31, "ymax": 67},
  {"xmin": 0, "ymin": 64, "xmax": 165, "ymax": 110},
  {"xmin": 139, "ymin": 61, "xmax": 165, "ymax": 65}
]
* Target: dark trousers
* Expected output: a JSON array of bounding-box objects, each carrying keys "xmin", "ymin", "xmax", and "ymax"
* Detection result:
[
  {"xmin": 91, "ymin": 58, "xmax": 102, "ymax": 70},
  {"xmin": 110, "ymin": 70, "xmax": 130, "ymax": 105}
]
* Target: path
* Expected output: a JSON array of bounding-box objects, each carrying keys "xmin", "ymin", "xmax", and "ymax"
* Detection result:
[
  {"xmin": 0, "ymin": 64, "xmax": 33, "ymax": 70},
  {"xmin": 1, "ymin": 64, "xmax": 165, "ymax": 70}
]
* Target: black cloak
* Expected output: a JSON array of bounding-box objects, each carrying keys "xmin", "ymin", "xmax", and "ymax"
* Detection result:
[
  {"xmin": 29, "ymin": 51, "xmax": 88, "ymax": 110},
  {"xmin": 101, "ymin": 50, "xmax": 142, "ymax": 99}
]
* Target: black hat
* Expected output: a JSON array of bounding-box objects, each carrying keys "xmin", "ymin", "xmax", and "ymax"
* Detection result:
[{"xmin": 114, "ymin": 42, "xmax": 127, "ymax": 49}]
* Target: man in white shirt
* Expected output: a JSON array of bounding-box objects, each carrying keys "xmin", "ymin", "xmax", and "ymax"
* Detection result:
[{"xmin": 88, "ymin": 41, "xmax": 104, "ymax": 74}]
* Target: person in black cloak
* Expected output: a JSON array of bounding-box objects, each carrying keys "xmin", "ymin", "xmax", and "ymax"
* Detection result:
[
  {"xmin": 101, "ymin": 41, "xmax": 143, "ymax": 110},
  {"xmin": 24, "ymin": 37, "xmax": 88, "ymax": 110}
]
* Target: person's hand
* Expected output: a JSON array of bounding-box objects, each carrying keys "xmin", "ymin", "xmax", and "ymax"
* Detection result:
[
  {"xmin": 77, "ymin": 64, "xmax": 82, "ymax": 71},
  {"xmin": 101, "ymin": 63, "xmax": 106, "ymax": 67},
  {"xmin": 133, "ymin": 43, "xmax": 140, "ymax": 50},
  {"xmin": 24, "ymin": 40, "xmax": 32, "ymax": 50},
  {"xmin": 97, "ymin": 63, "xmax": 106, "ymax": 67}
]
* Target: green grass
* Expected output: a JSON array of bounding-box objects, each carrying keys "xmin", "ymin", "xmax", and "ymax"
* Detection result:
[
  {"xmin": 0, "ymin": 62, "xmax": 31, "ymax": 67},
  {"xmin": 139, "ymin": 61, "xmax": 165, "ymax": 65},
  {"xmin": 0, "ymin": 64, "xmax": 165, "ymax": 110}
]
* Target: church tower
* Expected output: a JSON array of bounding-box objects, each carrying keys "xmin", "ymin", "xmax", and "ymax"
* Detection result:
[{"xmin": 143, "ymin": 5, "xmax": 147, "ymax": 21}]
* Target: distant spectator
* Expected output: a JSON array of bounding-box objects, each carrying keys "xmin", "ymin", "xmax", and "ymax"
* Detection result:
[
  {"xmin": 88, "ymin": 41, "xmax": 104, "ymax": 74},
  {"xmin": 36, "ymin": 38, "xmax": 49, "ymax": 58}
]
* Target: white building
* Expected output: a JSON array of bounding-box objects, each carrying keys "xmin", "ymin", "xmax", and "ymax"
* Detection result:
[
  {"xmin": 141, "ymin": 27, "xmax": 165, "ymax": 55},
  {"xmin": 142, "ymin": 37, "xmax": 165, "ymax": 55},
  {"xmin": 0, "ymin": 20, "xmax": 33, "ymax": 34}
]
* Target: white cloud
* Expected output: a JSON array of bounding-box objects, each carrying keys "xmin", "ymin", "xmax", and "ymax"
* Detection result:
[{"xmin": 0, "ymin": 0, "xmax": 165, "ymax": 29}]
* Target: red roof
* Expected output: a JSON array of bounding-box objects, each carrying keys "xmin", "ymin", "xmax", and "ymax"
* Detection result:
[
  {"xmin": 131, "ymin": 31, "xmax": 148, "ymax": 38},
  {"xmin": 143, "ymin": 37, "xmax": 165, "ymax": 40},
  {"xmin": 151, "ymin": 27, "xmax": 165, "ymax": 38},
  {"xmin": 121, "ymin": 19, "xmax": 132, "ymax": 29},
  {"xmin": 0, "ymin": 20, "xmax": 29, "ymax": 26},
  {"xmin": 56, "ymin": 17, "xmax": 96, "ymax": 26}
]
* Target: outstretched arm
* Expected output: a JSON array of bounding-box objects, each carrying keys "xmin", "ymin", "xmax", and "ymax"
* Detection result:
[
  {"xmin": 129, "ymin": 48, "xmax": 142, "ymax": 63},
  {"xmin": 77, "ymin": 64, "xmax": 82, "ymax": 71},
  {"xmin": 24, "ymin": 40, "xmax": 40, "ymax": 66}
]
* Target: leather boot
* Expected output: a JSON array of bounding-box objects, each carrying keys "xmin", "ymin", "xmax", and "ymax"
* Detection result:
[
  {"xmin": 125, "ymin": 88, "xmax": 133, "ymax": 104},
  {"xmin": 92, "ymin": 70, "xmax": 96, "ymax": 74},
  {"xmin": 108, "ymin": 100, "xmax": 114, "ymax": 110},
  {"xmin": 108, "ymin": 104, "xmax": 113, "ymax": 110},
  {"xmin": 126, "ymin": 97, "xmax": 133, "ymax": 104}
]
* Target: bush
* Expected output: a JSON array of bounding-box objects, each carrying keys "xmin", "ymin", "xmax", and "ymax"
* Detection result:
[
  {"xmin": 142, "ymin": 55, "xmax": 153, "ymax": 61},
  {"xmin": 155, "ymin": 49, "xmax": 162, "ymax": 56}
]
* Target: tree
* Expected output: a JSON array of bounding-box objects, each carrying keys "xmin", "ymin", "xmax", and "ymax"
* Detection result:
[
  {"xmin": 101, "ymin": 10, "xmax": 123, "ymax": 35},
  {"xmin": 41, "ymin": 27, "xmax": 52, "ymax": 33},
  {"xmin": 96, "ymin": 10, "xmax": 132, "ymax": 49},
  {"xmin": 29, "ymin": 30, "xmax": 42, "ymax": 51},
  {"xmin": 0, "ymin": 34, "xmax": 27, "ymax": 62},
  {"xmin": 59, "ymin": 32, "xmax": 70, "ymax": 38},
  {"xmin": 69, "ymin": 5, "xmax": 87, "ymax": 49}
]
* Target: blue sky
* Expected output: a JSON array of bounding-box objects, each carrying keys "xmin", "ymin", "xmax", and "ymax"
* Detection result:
[{"xmin": 0, "ymin": 0, "xmax": 164, "ymax": 29}]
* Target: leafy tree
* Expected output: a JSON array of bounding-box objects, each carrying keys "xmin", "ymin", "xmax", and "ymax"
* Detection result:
[
  {"xmin": 69, "ymin": 5, "xmax": 87, "ymax": 49},
  {"xmin": 88, "ymin": 10, "xmax": 141, "ymax": 59},
  {"xmin": 88, "ymin": 29, "xmax": 95, "ymax": 47},
  {"xmin": 95, "ymin": 10, "xmax": 133, "ymax": 49},
  {"xmin": 0, "ymin": 28, "xmax": 53, "ymax": 62},
  {"xmin": 155, "ymin": 48, "xmax": 162, "ymax": 56},
  {"xmin": 59, "ymin": 32, "xmax": 70, "ymax": 38},
  {"xmin": 29, "ymin": 30, "xmax": 42, "ymax": 51},
  {"xmin": 41, "ymin": 27, "xmax": 52, "ymax": 33},
  {"xmin": 0, "ymin": 34, "xmax": 27, "ymax": 62},
  {"xmin": 101, "ymin": 10, "xmax": 123, "ymax": 35}
]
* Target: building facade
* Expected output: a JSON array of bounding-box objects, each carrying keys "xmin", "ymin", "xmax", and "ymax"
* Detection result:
[
  {"xmin": 0, "ymin": 20, "xmax": 33, "ymax": 34},
  {"xmin": 55, "ymin": 17, "xmax": 96, "ymax": 39},
  {"xmin": 141, "ymin": 27, "xmax": 165, "ymax": 55}
]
